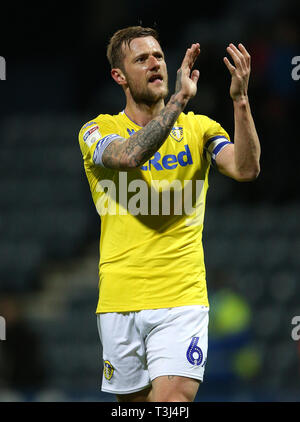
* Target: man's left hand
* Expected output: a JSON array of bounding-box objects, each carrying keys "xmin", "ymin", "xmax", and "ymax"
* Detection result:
[{"xmin": 223, "ymin": 43, "xmax": 251, "ymax": 102}]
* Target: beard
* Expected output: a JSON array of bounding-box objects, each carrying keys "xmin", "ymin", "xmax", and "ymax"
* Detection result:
[{"xmin": 125, "ymin": 73, "xmax": 169, "ymax": 106}]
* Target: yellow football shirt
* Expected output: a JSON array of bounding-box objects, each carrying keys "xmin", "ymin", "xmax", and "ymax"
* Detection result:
[{"xmin": 78, "ymin": 111, "xmax": 231, "ymax": 313}]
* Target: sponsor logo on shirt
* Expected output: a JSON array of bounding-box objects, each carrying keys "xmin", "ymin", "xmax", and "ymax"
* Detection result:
[{"xmin": 141, "ymin": 144, "xmax": 193, "ymax": 171}]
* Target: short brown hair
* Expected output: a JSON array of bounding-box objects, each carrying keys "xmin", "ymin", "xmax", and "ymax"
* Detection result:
[{"xmin": 106, "ymin": 26, "xmax": 160, "ymax": 70}]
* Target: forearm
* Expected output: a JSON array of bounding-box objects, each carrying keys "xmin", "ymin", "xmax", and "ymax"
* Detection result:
[
  {"xmin": 233, "ymin": 95, "xmax": 261, "ymax": 180},
  {"xmin": 102, "ymin": 43, "xmax": 200, "ymax": 170},
  {"xmin": 102, "ymin": 93, "xmax": 188, "ymax": 170}
]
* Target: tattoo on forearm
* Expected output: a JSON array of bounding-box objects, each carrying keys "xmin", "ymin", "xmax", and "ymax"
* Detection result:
[{"xmin": 102, "ymin": 93, "xmax": 185, "ymax": 169}]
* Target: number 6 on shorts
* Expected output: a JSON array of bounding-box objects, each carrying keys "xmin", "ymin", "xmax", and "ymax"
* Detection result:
[{"xmin": 186, "ymin": 336, "xmax": 203, "ymax": 366}]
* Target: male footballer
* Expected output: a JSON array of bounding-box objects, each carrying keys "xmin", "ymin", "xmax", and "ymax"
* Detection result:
[{"xmin": 78, "ymin": 26, "xmax": 260, "ymax": 402}]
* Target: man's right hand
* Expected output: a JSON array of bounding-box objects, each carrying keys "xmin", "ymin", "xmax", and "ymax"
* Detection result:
[
  {"xmin": 174, "ymin": 43, "xmax": 200, "ymax": 103},
  {"xmin": 100, "ymin": 44, "xmax": 200, "ymax": 170}
]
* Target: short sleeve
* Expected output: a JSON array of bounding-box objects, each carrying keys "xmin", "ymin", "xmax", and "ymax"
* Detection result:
[{"xmin": 78, "ymin": 116, "xmax": 123, "ymax": 167}]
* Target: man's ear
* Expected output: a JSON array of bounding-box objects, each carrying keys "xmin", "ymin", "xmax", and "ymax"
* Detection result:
[{"xmin": 111, "ymin": 68, "xmax": 127, "ymax": 86}]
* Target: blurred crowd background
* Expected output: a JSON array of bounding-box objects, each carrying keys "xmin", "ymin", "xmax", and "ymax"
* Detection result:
[{"xmin": 0, "ymin": 0, "xmax": 299, "ymax": 402}]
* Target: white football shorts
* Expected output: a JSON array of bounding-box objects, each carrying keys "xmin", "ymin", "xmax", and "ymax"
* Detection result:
[{"xmin": 96, "ymin": 305, "xmax": 209, "ymax": 394}]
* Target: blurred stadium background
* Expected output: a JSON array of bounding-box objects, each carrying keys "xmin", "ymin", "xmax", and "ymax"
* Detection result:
[{"xmin": 0, "ymin": 0, "xmax": 299, "ymax": 402}]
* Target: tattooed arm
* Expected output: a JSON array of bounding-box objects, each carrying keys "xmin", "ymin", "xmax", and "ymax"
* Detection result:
[{"xmin": 101, "ymin": 43, "xmax": 200, "ymax": 170}]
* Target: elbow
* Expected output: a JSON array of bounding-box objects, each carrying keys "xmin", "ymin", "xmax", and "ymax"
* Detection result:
[
  {"xmin": 104, "ymin": 155, "xmax": 144, "ymax": 171},
  {"xmin": 118, "ymin": 156, "xmax": 143, "ymax": 171},
  {"xmin": 122, "ymin": 155, "xmax": 149, "ymax": 170},
  {"xmin": 115, "ymin": 150, "xmax": 141, "ymax": 170},
  {"xmin": 235, "ymin": 164, "xmax": 260, "ymax": 182}
]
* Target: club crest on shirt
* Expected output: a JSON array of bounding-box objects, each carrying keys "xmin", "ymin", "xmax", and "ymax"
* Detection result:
[
  {"xmin": 104, "ymin": 360, "xmax": 114, "ymax": 380},
  {"xmin": 170, "ymin": 126, "xmax": 183, "ymax": 142}
]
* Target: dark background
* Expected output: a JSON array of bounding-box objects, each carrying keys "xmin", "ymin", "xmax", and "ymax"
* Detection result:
[{"xmin": 0, "ymin": 0, "xmax": 299, "ymax": 402}]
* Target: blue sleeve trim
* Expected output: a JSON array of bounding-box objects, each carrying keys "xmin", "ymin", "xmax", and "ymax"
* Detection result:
[
  {"xmin": 205, "ymin": 135, "xmax": 228, "ymax": 149},
  {"xmin": 212, "ymin": 140, "xmax": 232, "ymax": 156},
  {"xmin": 211, "ymin": 141, "xmax": 232, "ymax": 166}
]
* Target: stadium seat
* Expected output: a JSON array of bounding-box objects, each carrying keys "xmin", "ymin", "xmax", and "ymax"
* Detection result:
[
  {"xmin": 0, "ymin": 240, "xmax": 45, "ymax": 291},
  {"xmin": 268, "ymin": 270, "xmax": 297, "ymax": 305}
]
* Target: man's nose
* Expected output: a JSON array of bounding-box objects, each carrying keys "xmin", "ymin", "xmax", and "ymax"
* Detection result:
[{"xmin": 148, "ymin": 55, "xmax": 160, "ymax": 70}]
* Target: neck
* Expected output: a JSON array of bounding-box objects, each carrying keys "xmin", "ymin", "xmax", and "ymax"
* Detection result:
[{"xmin": 124, "ymin": 97, "xmax": 165, "ymax": 127}]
